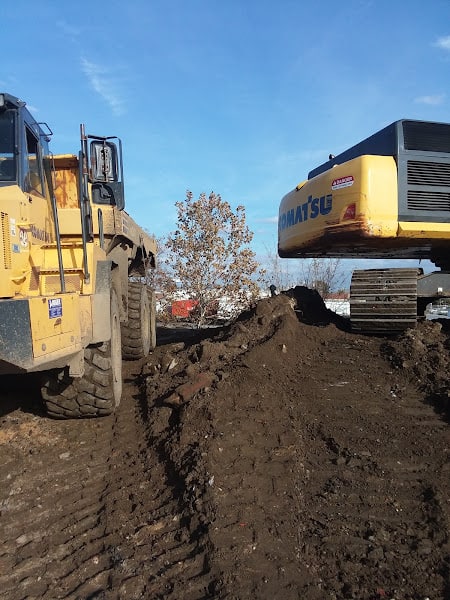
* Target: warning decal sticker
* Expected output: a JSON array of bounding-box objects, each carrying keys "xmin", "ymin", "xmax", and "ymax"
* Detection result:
[{"xmin": 332, "ymin": 175, "xmax": 354, "ymax": 190}]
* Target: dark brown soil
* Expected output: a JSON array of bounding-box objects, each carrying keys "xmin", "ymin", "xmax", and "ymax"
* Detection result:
[{"xmin": 0, "ymin": 293, "xmax": 449, "ymax": 599}]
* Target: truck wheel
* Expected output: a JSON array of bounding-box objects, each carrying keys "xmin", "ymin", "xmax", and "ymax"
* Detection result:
[
  {"xmin": 121, "ymin": 281, "xmax": 156, "ymax": 359},
  {"xmin": 41, "ymin": 288, "xmax": 123, "ymax": 418}
]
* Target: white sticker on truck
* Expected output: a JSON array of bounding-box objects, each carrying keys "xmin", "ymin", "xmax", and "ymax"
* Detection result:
[{"xmin": 48, "ymin": 298, "xmax": 63, "ymax": 319}]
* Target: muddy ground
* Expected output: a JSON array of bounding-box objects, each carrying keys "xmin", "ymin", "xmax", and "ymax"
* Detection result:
[{"xmin": 0, "ymin": 289, "xmax": 449, "ymax": 600}]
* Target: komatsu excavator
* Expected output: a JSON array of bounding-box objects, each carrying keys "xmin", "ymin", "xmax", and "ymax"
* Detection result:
[
  {"xmin": 0, "ymin": 93, "xmax": 156, "ymax": 417},
  {"xmin": 278, "ymin": 119, "xmax": 450, "ymax": 333}
]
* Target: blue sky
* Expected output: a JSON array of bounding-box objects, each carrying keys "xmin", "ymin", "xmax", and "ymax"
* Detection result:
[{"xmin": 1, "ymin": 0, "xmax": 450, "ymax": 280}]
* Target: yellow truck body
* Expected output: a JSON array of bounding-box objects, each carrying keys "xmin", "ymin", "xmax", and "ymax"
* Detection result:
[{"xmin": 0, "ymin": 93, "xmax": 156, "ymax": 417}]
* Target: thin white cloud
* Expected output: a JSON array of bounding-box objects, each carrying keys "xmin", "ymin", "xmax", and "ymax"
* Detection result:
[
  {"xmin": 0, "ymin": 75, "xmax": 18, "ymax": 90},
  {"xmin": 434, "ymin": 35, "xmax": 450, "ymax": 50},
  {"xmin": 57, "ymin": 20, "xmax": 82, "ymax": 38},
  {"xmin": 256, "ymin": 216, "xmax": 278, "ymax": 224},
  {"xmin": 414, "ymin": 94, "xmax": 445, "ymax": 105},
  {"xmin": 81, "ymin": 58, "xmax": 126, "ymax": 116}
]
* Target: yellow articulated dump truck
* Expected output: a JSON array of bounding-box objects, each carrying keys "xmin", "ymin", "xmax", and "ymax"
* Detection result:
[
  {"xmin": 0, "ymin": 93, "xmax": 156, "ymax": 417},
  {"xmin": 278, "ymin": 119, "xmax": 450, "ymax": 333}
]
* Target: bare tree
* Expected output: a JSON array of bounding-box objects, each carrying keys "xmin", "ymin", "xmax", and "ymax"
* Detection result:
[
  {"xmin": 145, "ymin": 235, "xmax": 178, "ymax": 319},
  {"xmin": 263, "ymin": 243, "xmax": 345, "ymax": 297},
  {"xmin": 261, "ymin": 241, "xmax": 299, "ymax": 293},
  {"xmin": 298, "ymin": 258, "xmax": 345, "ymax": 297},
  {"xmin": 166, "ymin": 191, "xmax": 264, "ymax": 325}
]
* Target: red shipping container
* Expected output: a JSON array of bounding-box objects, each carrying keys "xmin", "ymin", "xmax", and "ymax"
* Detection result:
[{"xmin": 171, "ymin": 299, "xmax": 198, "ymax": 318}]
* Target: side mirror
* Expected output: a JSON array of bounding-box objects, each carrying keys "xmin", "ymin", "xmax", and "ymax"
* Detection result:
[
  {"xmin": 89, "ymin": 139, "xmax": 125, "ymax": 210},
  {"xmin": 90, "ymin": 141, "xmax": 119, "ymax": 182}
]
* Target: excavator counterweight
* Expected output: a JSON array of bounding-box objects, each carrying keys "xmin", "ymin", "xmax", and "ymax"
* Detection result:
[{"xmin": 278, "ymin": 119, "xmax": 450, "ymax": 333}]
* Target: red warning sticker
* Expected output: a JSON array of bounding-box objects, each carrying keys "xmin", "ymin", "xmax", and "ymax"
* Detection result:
[{"xmin": 332, "ymin": 175, "xmax": 354, "ymax": 190}]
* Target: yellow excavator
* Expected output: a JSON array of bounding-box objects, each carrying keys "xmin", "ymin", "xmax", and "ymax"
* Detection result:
[
  {"xmin": 278, "ymin": 119, "xmax": 450, "ymax": 333},
  {"xmin": 0, "ymin": 92, "xmax": 156, "ymax": 417}
]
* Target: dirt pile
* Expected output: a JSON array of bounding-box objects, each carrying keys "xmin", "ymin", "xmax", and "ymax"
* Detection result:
[
  {"xmin": 142, "ymin": 295, "xmax": 450, "ymax": 599},
  {"xmin": 383, "ymin": 319, "xmax": 450, "ymax": 418},
  {"xmin": 0, "ymin": 292, "xmax": 449, "ymax": 599}
]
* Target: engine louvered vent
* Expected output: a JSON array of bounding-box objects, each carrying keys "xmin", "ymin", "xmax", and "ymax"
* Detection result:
[
  {"xmin": 407, "ymin": 190, "xmax": 450, "ymax": 211},
  {"xmin": 408, "ymin": 160, "xmax": 450, "ymax": 187},
  {"xmin": 403, "ymin": 121, "xmax": 450, "ymax": 153},
  {"xmin": 1, "ymin": 212, "xmax": 11, "ymax": 269}
]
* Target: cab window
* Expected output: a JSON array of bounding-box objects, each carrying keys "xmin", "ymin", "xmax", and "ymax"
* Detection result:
[
  {"xmin": 24, "ymin": 127, "xmax": 44, "ymax": 195},
  {"xmin": 0, "ymin": 111, "xmax": 16, "ymax": 181}
]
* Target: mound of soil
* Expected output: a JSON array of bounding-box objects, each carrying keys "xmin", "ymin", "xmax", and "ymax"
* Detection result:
[
  {"xmin": 142, "ymin": 295, "xmax": 450, "ymax": 599},
  {"xmin": 383, "ymin": 319, "xmax": 450, "ymax": 418},
  {"xmin": 0, "ymin": 292, "xmax": 448, "ymax": 599}
]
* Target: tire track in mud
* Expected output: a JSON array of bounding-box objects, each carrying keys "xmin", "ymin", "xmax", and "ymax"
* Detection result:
[
  {"xmin": 95, "ymin": 361, "xmax": 215, "ymax": 600},
  {"xmin": 204, "ymin": 372, "xmax": 308, "ymax": 600},
  {"xmin": 140, "ymin": 300, "xmax": 450, "ymax": 599},
  {"xmin": 294, "ymin": 337, "xmax": 450, "ymax": 600},
  {"xmin": 1, "ymin": 296, "xmax": 450, "ymax": 600},
  {"xmin": 0, "ymin": 412, "xmax": 112, "ymax": 599},
  {"xmin": 0, "ymin": 362, "xmax": 214, "ymax": 600}
]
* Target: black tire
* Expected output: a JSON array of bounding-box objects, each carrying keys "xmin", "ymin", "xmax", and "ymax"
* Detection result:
[
  {"xmin": 41, "ymin": 288, "xmax": 123, "ymax": 419},
  {"xmin": 121, "ymin": 281, "xmax": 156, "ymax": 359},
  {"xmin": 148, "ymin": 288, "xmax": 157, "ymax": 351}
]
